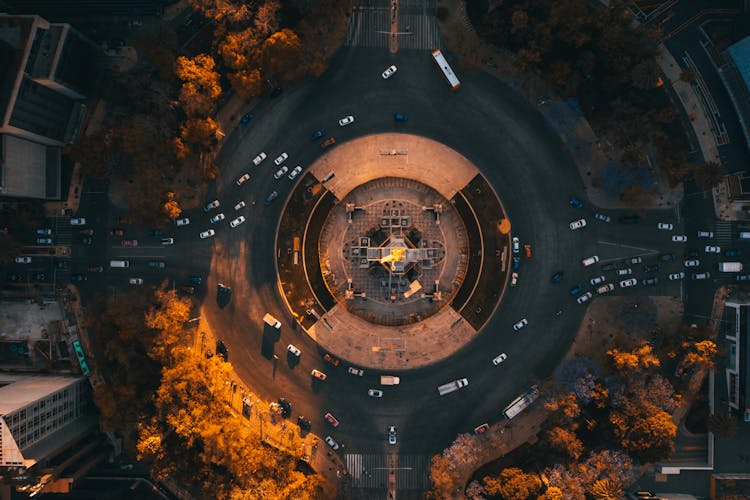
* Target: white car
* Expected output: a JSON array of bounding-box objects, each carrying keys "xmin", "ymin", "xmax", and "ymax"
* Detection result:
[
  {"xmin": 367, "ymin": 389, "xmax": 383, "ymax": 397},
  {"xmin": 236, "ymin": 173, "xmax": 251, "ymax": 186},
  {"xmin": 569, "ymin": 219, "xmax": 586, "ymax": 230},
  {"xmin": 697, "ymin": 231, "xmax": 713, "ymax": 238},
  {"xmin": 617, "ymin": 268, "xmax": 632, "ymax": 276},
  {"xmin": 704, "ymin": 246, "xmax": 721, "ymax": 253},
  {"xmin": 388, "ymin": 425, "xmax": 397, "ymax": 445},
  {"xmin": 597, "ymin": 283, "xmax": 615, "ymax": 294},
  {"xmin": 15, "ymin": 256, "xmax": 31, "ymax": 263},
  {"xmin": 692, "ymin": 272, "xmax": 711, "ymax": 280},
  {"xmin": 339, "ymin": 115, "xmax": 355, "ymax": 126},
  {"xmin": 252, "ymin": 152, "xmax": 267, "ymax": 166},
  {"xmin": 491, "ymin": 353, "xmax": 507, "ymax": 365},
  {"xmin": 510, "ymin": 272, "xmax": 518, "ymax": 286},
  {"xmin": 684, "ymin": 259, "xmax": 700, "ymax": 267},
  {"xmin": 161, "ymin": 238, "xmax": 174, "ymax": 245},
  {"xmin": 129, "ymin": 278, "xmax": 144, "ymax": 285},
  {"xmin": 204, "ymin": 200, "xmax": 220, "ymax": 212},
  {"xmin": 576, "ymin": 292, "xmax": 593, "ymax": 304},
  {"xmin": 230, "ymin": 216, "xmax": 245, "ymax": 228},
  {"xmin": 210, "ymin": 213, "xmax": 225, "ymax": 224},
  {"xmin": 512, "ymin": 318, "xmax": 528, "ymax": 331},
  {"xmin": 582, "ymin": 255, "xmax": 599, "ymax": 266},
  {"xmin": 382, "ymin": 65, "xmax": 397, "ymax": 79},
  {"xmin": 324, "ymin": 436, "xmax": 339, "ymax": 450},
  {"xmin": 657, "ymin": 223, "xmax": 673, "ymax": 230},
  {"xmin": 234, "ymin": 201, "xmax": 246, "ymax": 211},
  {"xmin": 287, "ymin": 344, "xmax": 301, "ymax": 357},
  {"xmin": 288, "ymin": 166, "xmax": 303, "ymax": 180},
  {"xmin": 590, "ymin": 275, "xmax": 605, "ymax": 286},
  {"xmin": 672, "ymin": 235, "xmax": 687, "ymax": 242},
  {"xmin": 199, "ymin": 229, "xmax": 215, "ymax": 239},
  {"xmin": 274, "ymin": 166, "xmax": 288, "ymax": 179},
  {"xmin": 668, "ymin": 272, "xmax": 685, "ymax": 280},
  {"xmin": 70, "ymin": 218, "xmax": 86, "ymax": 225},
  {"xmin": 512, "ymin": 237, "xmax": 520, "ymax": 254},
  {"xmin": 176, "ymin": 217, "xmax": 190, "ymax": 226},
  {"xmin": 273, "ymin": 153, "xmax": 288, "ymax": 166},
  {"xmin": 347, "ymin": 367, "xmax": 364, "ymax": 376},
  {"xmin": 619, "ymin": 278, "xmax": 638, "ymax": 288}
]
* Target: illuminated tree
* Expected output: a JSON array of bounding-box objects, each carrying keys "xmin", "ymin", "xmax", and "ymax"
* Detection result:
[
  {"xmin": 261, "ymin": 29, "xmax": 304, "ymax": 84},
  {"xmin": 174, "ymin": 54, "xmax": 222, "ymax": 117},
  {"xmin": 677, "ymin": 339, "xmax": 717, "ymax": 376},
  {"xmin": 228, "ymin": 68, "xmax": 265, "ymax": 100},
  {"xmin": 545, "ymin": 393, "xmax": 581, "ymax": 419},
  {"xmin": 692, "ymin": 161, "xmax": 725, "ymax": 190},
  {"xmin": 496, "ymin": 467, "xmax": 542, "ymax": 499},
  {"xmin": 162, "ymin": 192, "xmax": 182, "ymax": 220},
  {"xmin": 610, "ymin": 407, "xmax": 676, "ymax": 461},
  {"xmin": 607, "ymin": 344, "xmax": 660, "ymax": 372},
  {"xmin": 180, "ymin": 117, "xmax": 219, "ymax": 152},
  {"xmin": 144, "ymin": 285, "xmax": 191, "ymax": 364},
  {"xmin": 545, "ymin": 426, "xmax": 584, "ymax": 461},
  {"xmin": 590, "ymin": 479, "xmax": 623, "ymax": 500},
  {"xmin": 541, "ymin": 486, "xmax": 564, "ymax": 500}
]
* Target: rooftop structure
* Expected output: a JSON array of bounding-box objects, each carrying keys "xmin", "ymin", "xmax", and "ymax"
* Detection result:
[
  {"xmin": 718, "ymin": 35, "xmax": 750, "ymax": 155},
  {"xmin": 721, "ymin": 300, "xmax": 750, "ymax": 421}
]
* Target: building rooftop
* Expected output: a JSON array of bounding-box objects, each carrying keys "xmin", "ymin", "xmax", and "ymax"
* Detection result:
[
  {"xmin": 0, "ymin": 374, "xmax": 81, "ymax": 415},
  {"xmin": 727, "ymin": 35, "xmax": 750, "ymax": 90}
]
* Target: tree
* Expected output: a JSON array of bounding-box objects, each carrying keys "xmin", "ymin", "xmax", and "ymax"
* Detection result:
[
  {"xmin": 607, "ymin": 344, "xmax": 660, "ymax": 373},
  {"xmin": 428, "ymin": 454, "xmax": 462, "ymax": 499},
  {"xmin": 590, "ymin": 479, "xmax": 623, "ymax": 500},
  {"xmin": 545, "ymin": 393, "xmax": 581, "ymax": 419},
  {"xmin": 0, "ymin": 235, "xmax": 23, "ymax": 262},
  {"xmin": 545, "ymin": 426, "xmax": 584, "ymax": 460},
  {"xmin": 511, "ymin": 10, "xmax": 529, "ymax": 33},
  {"xmin": 228, "ymin": 68, "xmax": 265, "ymax": 100},
  {"xmin": 544, "ymin": 463, "xmax": 586, "ymax": 500},
  {"xmin": 610, "ymin": 407, "xmax": 676, "ymax": 461},
  {"xmin": 496, "ymin": 467, "xmax": 542, "ymax": 499},
  {"xmin": 144, "ymin": 285, "xmax": 191, "ymax": 364},
  {"xmin": 540, "ymin": 487, "xmax": 564, "ymax": 500},
  {"xmin": 692, "ymin": 161, "xmax": 725, "ymax": 190},
  {"xmin": 707, "ymin": 412, "xmax": 737, "ymax": 438},
  {"xmin": 179, "ymin": 117, "xmax": 219, "ymax": 152},
  {"xmin": 174, "ymin": 54, "xmax": 222, "ymax": 117},
  {"xmin": 261, "ymin": 29, "xmax": 304, "ymax": 84},
  {"xmin": 162, "ymin": 192, "xmax": 182, "ymax": 220},
  {"xmin": 678, "ymin": 339, "xmax": 717, "ymax": 375}
]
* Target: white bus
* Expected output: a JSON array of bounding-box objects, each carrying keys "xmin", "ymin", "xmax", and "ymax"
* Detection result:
[
  {"xmin": 431, "ymin": 49, "xmax": 461, "ymax": 90},
  {"xmin": 502, "ymin": 385, "xmax": 539, "ymax": 419}
]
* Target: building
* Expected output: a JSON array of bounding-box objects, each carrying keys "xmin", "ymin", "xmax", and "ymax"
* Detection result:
[
  {"xmin": 721, "ymin": 300, "xmax": 750, "ymax": 421},
  {"xmin": 0, "ymin": 14, "xmax": 98, "ymax": 199},
  {"xmin": 717, "ymin": 35, "xmax": 750, "ymax": 157},
  {"xmin": 0, "ymin": 0, "xmax": 169, "ymax": 18}
]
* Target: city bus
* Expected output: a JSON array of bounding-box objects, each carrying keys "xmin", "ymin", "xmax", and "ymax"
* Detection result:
[
  {"xmin": 502, "ymin": 384, "xmax": 539, "ymax": 419},
  {"xmin": 431, "ymin": 49, "xmax": 461, "ymax": 90}
]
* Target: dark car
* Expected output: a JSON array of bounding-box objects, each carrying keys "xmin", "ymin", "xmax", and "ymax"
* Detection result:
[
  {"xmin": 658, "ymin": 253, "xmax": 675, "ymax": 262},
  {"xmin": 602, "ymin": 263, "xmax": 618, "ymax": 272},
  {"xmin": 55, "ymin": 261, "xmax": 68, "ymax": 269},
  {"xmin": 81, "ymin": 236, "xmax": 93, "ymax": 245},
  {"xmin": 642, "ymin": 277, "xmax": 659, "ymax": 286},
  {"xmin": 618, "ymin": 215, "xmax": 641, "ymax": 224},
  {"xmin": 148, "ymin": 260, "xmax": 166, "ymax": 269},
  {"xmin": 311, "ymin": 129, "xmax": 326, "ymax": 141},
  {"xmin": 551, "ymin": 271, "xmax": 564, "ymax": 283},
  {"xmin": 321, "ymin": 137, "xmax": 336, "ymax": 149},
  {"xmin": 264, "ymin": 191, "xmax": 278, "ymax": 205},
  {"xmin": 109, "ymin": 227, "xmax": 125, "ymax": 236},
  {"xmin": 724, "ymin": 249, "xmax": 741, "ymax": 257},
  {"xmin": 215, "ymin": 340, "xmax": 228, "ymax": 361},
  {"xmin": 270, "ymin": 87, "xmax": 283, "ymax": 98},
  {"xmin": 240, "ymin": 112, "xmax": 254, "ymax": 125},
  {"xmin": 512, "ymin": 255, "xmax": 520, "ymax": 270},
  {"xmin": 394, "ymin": 113, "xmax": 409, "ymax": 122},
  {"xmin": 685, "ymin": 249, "xmax": 699, "ymax": 259},
  {"xmin": 569, "ymin": 197, "xmax": 584, "ymax": 209},
  {"xmin": 643, "ymin": 264, "xmax": 659, "ymax": 273},
  {"xmin": 71, "ymin": 274, "xmax": 87, "ymax": 282},
  {"xmin": 569, "ymin": 284, "xmax": 583, "ymax": 296},
  {"xmin": 188, "ymin": 276, "xmax": 203, "ymax": 285},
  {"xmin": 736, "ymin": 275, "xmax": 750, "ymax": 282},
  {"xmin": 33, "ymin": 273, "xmax": 47, "ymax": 281},
  {"xmin": 323, "ymin": 353, "xmax": 340, "ymax": 366},
  {"xmin": 8, "ymin": 274, "xmax": 23, "ymax": 282},
  {"xmin": 147, "ymin": 229, "xmax": 164, "ymax": 236},
  {"xmin": 278, "ymin": 398, "xmax": 292, "ymax": 417},
  {"xmin": 297, "ymin": 416, "xmax": 311, "ymax": 430}
]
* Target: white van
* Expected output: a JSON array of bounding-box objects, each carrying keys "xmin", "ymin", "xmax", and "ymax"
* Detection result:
[
  {"xmin": 110, "ymin": 260, "xmax": 130, "ymax": 268},
  {"xmin": 740, "ymin": 232, "xmax": 750, "ymax": 240}
]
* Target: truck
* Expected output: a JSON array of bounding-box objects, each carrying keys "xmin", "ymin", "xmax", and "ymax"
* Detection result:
[
  {"xmin": 380, "ymin": 375, "xmax": 400, "ymax": 385},
  {"xmin": 263, "ymin": 313, "xmax": 281, "ymax": 329},
  {"xmin": 718, "ymin": 262, "xmax": 743, "ymax": 273},
  {"xmin": 437, "ymin": 378, "xmax": 469, "ymax": 396},
  {"xmin": 502, "ymin": 385, "xmax": 540, "ymax": 419}
]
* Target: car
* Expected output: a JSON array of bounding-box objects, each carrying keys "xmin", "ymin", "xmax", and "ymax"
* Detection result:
[
  {"xmin": 147, "ymin": 229, "xmax": 163, "ymax": 236},
  {"xmin": 492, "ymin": 353, "xmax": 508, "ymax": 365},
  {"xmin": 617, "ymin": 268, "xmax": 632, "ymax": 276},
  {"xmin": 618, "ymin": 215, "xmax": 641, "ymax": 224},
  {"xmin": 188, "ymin": 276, "xmax": 203, "ymax": 285},
  {"xmin": 522, "ymin": 244, "xmax": 532, "ymax": 259},
  {"xmin": 36, "ymin": 228, "xmax": 52, "ymax": 236},
  {"xmin": 347, "ymin": 367, "xmax": 364, "ymax": 376},
  {"xmin": 7, "ymin": 274, "xmax": 23, "ymax": 282},
  {"xmin": 311, "ymin": 369, "xmax": 327, "ymax": 381},
  {"xmin": 601, "ymin": 263, "xmax": 618, "ymax": 272},
  {"xmin": 594, "ymin": 213, "xmax": 611, "ymax": 223},
  {"xmin": 569, "ymin": 197, "xmax": 584, "ymax": 208},
  {"xmin": 217, "ymin": 283, "xmax": 231, "ymax": 294},
  {"xmin": 70, "ymin": 218, "xmax": 86, "ymax": 225},
  {"xmin": 551, "ymin": 271, "xmax": 564, "ymax": 283},
  {"xmin": 230, "ymin": 216, "xmax": 245, "ymax": 228},
  {"xmin": 582, "ymin": 255, "xmax": 599, "ymax": 266},
  {"xmin": 55, "ymin": 261, "xmax": 68, "ymax": 270},
  {"xmin": 512, "ymin": 237, "xmax": 520, "ymax": 254},
  {"xmin": 278, "ymin": 398, "xmax": 292, "ymax": 417},
  {"xmin": 148, "ymin": 260, "xmax": 166, "ymax": 269},
  {"xmin": 577, "ymin": 291, "xmax": 593, "ymax": 304},
  {"xmin": 324, "ymin": 412, "xmax": 339, "ymax": 427},
  {"xmin": 264, "ymin": 191, "xmax": 278, "ymax": 205},
  {"xmin": 288, "ymin": 166, "xmax": 303, "ymax": 180},
  {"xmin": 628, "ymin": 257, "xmax": 643, "ymax": 264},
  {"xmin": 724, "ymin": 249, "xmax": 742, "ymax": 257},
  {"xmin": 339, "ymin": 115, "xmax": 355, "ymax": 126},
  {"xmin": 569, "ymin": 284, "xmax": 583, "ymax": 295},
  {"xmin": 36, "ymin": 238, "xmax": 53, "ymax": 245},
  {"xmin": 236, "ymin": 173, "xmax": 251, "ymax": 186},
  {"xmin": 368, "ymin": 389, "xmax": 384, "ymax": 398},
  {"xmin": 512, "ymin": 318, "xmax": 528, "ymax": 331},
  {"xmin": 658, "ymin": 253, "xmax": 675, "ymax": 262},
  {"xmin": 70, "ymin": 274, "xmax": 87, "ymax": 282},
  {"xmin": 15, "ymin": 257, "xmax": 31, "ymax": 264},
  {"xmin": 325, "ymin": 436, "xmax": 340, "ymax": 450},
  {"xmin": 210, "ymin": 213, "xmax": 225, "ymax": 224},
  {"xmin": 388, "ymin": 425, "xmax": 397, "ymax": 445},
  {"xmin": 644, "ymin": 264, "xmax": 659, "ymax": 273},
  {"xmin": 590, "ymin": 275, "xmax": 605, "ymax": 286},
  {"xmin": 311, "ymin": 129, "xmax": 326, "ymax": 141},
  {"xmin": 297, "ymin": 416, "xmax": 311, "ymax": 430},
  {"xmin": 109, "ymin": 227, "xmax": 125, "ymax": 236},
  {"xmin": 33, "ymin": 273, "xmax": 46, "ymax": 281},
  {"xmin": 642, "ymin": 277, "xmax": 659, "ymax": 286},
  {"xmin": 234, "ymin": 201, "xmax": 246, "ymax": 211},
  {"xmin": 697, "ymin": 230, "xmax": 714, "ymax": 238},
  {"xmin": 287, "ymin": 344, "xmax": 301, "ymax": 357},
  {"xmin": 274, "ymin": 166, "xmax": 288, "ymax": 179},
  {"xmin": 79, "ymin": 229, "xmax": 94, "ymax": 236},
  {"xmin": 80, "ymin": 236, "xmax": 93, "ymax": 244},
  {"xmin": 273, "ymin": 153, "xmax": 288, "ymax": 166},
  {"xmin": 270, "ymin": 86, "xmax": 283, "ymax": 98},
  {"xmin": 657, "ymin": 223, "xmax": 673, "ymax": 230},
  {"xmin": 321, "ymin": 137, "xmax": 336, "ymax": 149},
  {"xmin": 474, "ymin": 423, "xmax": 490, "ymax": 434},
  {"xmin": 382, "ymin": 65, "xmax": 397, "ymax": 79},
  {"xmin": 705, "ymin": 246, "xmax": 721, "ymax": 254},
  {"xmin": 510, "ymin": 272, "xmax": 518, "ymax": 286},
  {"xmin": 620, "ymin": 278, "xmax": 638, "ymax": 288},
  {"xmin": 204, "ymin": 200, "xmax": 220, "ymax": 212},
  {"xmin": 597, "ymin": 283, "xmax": 615, "ymax": 294},
  {"xmin": 668, "ymin": 272, "xmax": 685, "ymax": 280},
  {"xmin": 692, "ymin": 272, "xmax": 711, "ymax": 280},
  {"xmin": 569, "ymin": 219, "xmax": 586, "ymax": 230},
  {"xmin": 686, "ymin": 249, "xmax": 700, "ymax": 260},
  {"xmin": 252, "ymin": 152, "xmax": 267, "ymax": 166},
  {"xmin": 180, "ymin": 286, "xmax": 195, "ymax": 295},
  {"xmin": 129, "ymin": 278, "xmax": 143, "ymax": 285},
  {"xmin": 684, "ymin": 259, "xmax": 700, "ymax": 267},
  {"xmin": 176, "ymin": 218, "xmax": 190, "ymax": 226},
  {"xmin": 736, "ymin": 275, "xmax": 750, "ymax": 282},
  {"xmin": 672, "ymin": 235, "xmax": 687, "ymax": 242},
  {"xmin": 240, "ymin": 112, "xmax": 254, "ymax": 125},
  {"xmin": 394, "ymin": 113, "xmax": 408, "ymax": 122},
  {"xmin": 200, "ymin": 229, "xmax": 216, "ymax": 239},
  {"xmin": 323, "ymin": 353, "xmax": 340, "ymax": 366},
  {"xmin": 121, "ymin": 239, "xmax": 138, "ymax": 246},
  {"xmin": 512, "ymin": 255, "xmax": 520, "ymax": 270}
]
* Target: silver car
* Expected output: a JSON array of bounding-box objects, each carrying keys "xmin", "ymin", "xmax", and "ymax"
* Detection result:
[
  {"xmin": 230, "ymin": 216, "xmax": 245, "ymax": 228},
  {"xmin": 367, "ymin": 389, "xmax": 383, "ymax": 398},
  {"xmin": 382, "ymin": 65, "xmax": 397, "ymax": 79},
  {"xmin": 252, "ymin": 152, "xmax": 267, "ymax": 166},
  {"xmin": 492, "ymin": 353, "xmax": 508, "ymax": 365},
  {"xmin": 273, "ymin": 152, "xmax": 288, "ymax": 166},
  {"xmin": 512, "ymin": 318, "xmax": 528, "ymax": 331},
  {"xmin": 274, "ymin": 166, "xmax": 288, "ymax": 179},
  {"xmin": 199, "ymin": 229, "xmax": 215, "ymax": 239}
]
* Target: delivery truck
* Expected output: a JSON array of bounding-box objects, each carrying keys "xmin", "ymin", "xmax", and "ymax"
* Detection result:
[
  {"xmin": 718, "ymin": 262, "xmax": 743, "ymax": 273},
  {"xmin": 437, "ymin": 378, "xmax": 469, "ymax": 396}
]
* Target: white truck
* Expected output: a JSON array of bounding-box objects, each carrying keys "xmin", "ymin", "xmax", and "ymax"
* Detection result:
[
  {"xmin": 718, "ymin": 262, "xmax": 743, "ymax": 273},
  {"xmin": 437, "ymin": 378, "xmax": 469, "ymax": 396},
  {"xmin": 263, "ymin": 313, "xmax": 281, "ymax": 329},
  {"xmin": 380, "ymin": 375, "xmax": 400, "ymax": 385},
  {"xmin": 503, "ymin": 385, "xmax": 540, "ymax": 419}
]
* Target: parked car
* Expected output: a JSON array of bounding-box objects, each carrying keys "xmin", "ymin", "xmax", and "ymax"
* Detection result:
[
  {"xmin": 644, "ymin": 264, "xmax": 660, "ymax": 273},
  {"xmin": 512, "ymin": 237, "xmax": 520, "ymax": 254},
  {"xmin": 577, "ymin": 292, "xmax": 593, "ymax": 304},
  {"xmin": 36, "ymin": 238, "xmax": 53, "ymax": 245},
  {"xmin": 704, "ymin": 246, "xmax": 721, "ymax": 253},
  {"xmin": 368, "ymin": 389, "xmax": 384, "ymax": 398},
  {"xmin": 148, "ymin": 229, "xmax": 163, "ymax": 236},
  {"xmin": 264, "ymin": 191, "xmax": 279, "ymax": 205},
  {"xmin": 129, "ymin": 278, "xmax": 143, "ymax": 285},
  {"xmin": 210, "ymin": 213, "xmax": 225, "ymax": 224},
  {"xmin": 148, "ymin": 260, "xmax": 166, "ymax": 269},
  {"xmin": 176, "ymin": 218, "xmax": 190, "ymax": 226},
  {"xmin": 274, "ymin": 166, "xmax": 289, "ymax": 179},
  {"xmin": 523, "ymin": 244, "xmax": 532, "ymax": 259},
  {"xmin": 724, "ymin": 249, "xmax": 742, "ymax": 257},
  {"xmin": 252, "ymin": 152, "xmax": 267, "ymax": 166},
  {"xmin": 311, "ymin": 369, "xmax": 327, "ymax": 381},
  {"xmin": 339, "ymin": 115, "xmax": 355, "ymax": 126},
  {"xmin": 510, "ymin": 272, "xmax": 518, "ymax": 286},
  {"xmin": 668, "ymin": 272, "xmax": 685, "ymax": 280},
  {"xmin": 347, "ymin": 367, "xmax": 364, "ymax": 376},
  {"xmin": 323, "ymin": 353, "xmax": 340, "ymax": 366},
  {"xmin": 204, "ymin": 200, "xmax": 220, "ymax": 212},
  {"xmin": 672, "ymin": 235, "xmax": 688, "ymax": 242},
  {"xmin": 36, "ymin": 228, "xmax": 52, "ymax": 236},
  {"xmin": 287, "ymin": 344, "xmax": 301, "ymax": 357},
  {"xmin": 512, "ymin": 318, "xmax": 528, "ymax": 331},
  {"xmin": 569, "ymin": 197, "xmax": 584, "ymax": 208},
  {"xmin": 121, "ymin": 239, "xmax": 138, "ymax": 246},
  {"xmin": 692, "ymin": 272, "xmax": 711, "ymax": 280},
  {"xmin": 657, "ymin": 223, "xmax": 673, "ymax": 230},
  {"xmin": 551, "ymin": 271, "xmax": 564, "ymax": 283},
  {"xmin": 617, "ymin": 268, "xmax": 632, "ymax": 276},
  {"xmin": 200, "ymin": 229, "xmax": 215, "ymax": 239},
  {"xmin": 594, "ymin": 213, "xmax": 611, "ymax": 223},
  {"xmin": 569, "ymin": 219, "xmax": 586, "ymax": 230},
  {"xmin": 324, "ymin": 412, "xmax": 339, "ymax": 427},
  {"xmin": 321, "ymin": 137, "xmax": 336, "ymax": 149},
  {"xmin": 684, "ymin": 259, "xmax": 700, "ymax": 267},
  {"xmin": 15, "ymin": 256, "xmax": 31, "ymax": 263},
  {"xmin": 288, "ymin": 166, "xmax": 303, "ymax": 180},
  {"xmin": 658, "ymin": 253, "xmax": 675, "ymax": 262},
  {"xmin": 311, "ymin": 129, "xmax": 326, "ymax": 140},
  {"xmin": 628, "ymin": 257, "xmax": 643, "ymax": 264},
  {"xmin": 325, "ymin": 436, "xmax": 340, "ymax": 450},
  {"xmin": 382, "ymin": 65, "xmax": 397, "ymax": 79},
  {"xmin": 582, "ymin": 255, "xmax": 599, "ymax": 266},
  {"xmin": 70, "ymin": 274, "xmax": 87, "ymax": 282},
  {"xmin": 597, "ymin": 283, "xmax": 615, "ymax": 294},
  {"xmin": 590, "ymin": 275, "xmax": 605, "ymax": 286},
  {"xmin": 70, "ymin": 218, "xmax": 86, "ymax": 225},
  {"xmin": 188, "ymin": 276, "xmax": 203, "ymax": 285},
  {"xmin": 234, "ymin": 201, "xmax": 246, "ymax": 211},
  {"xmin": 512, "ymin": 255, "xmax": 520, "ymax": 270},
  {"xmin": 236, "ymin": 173, "xmax": 251, "ymax": 186},
  {"xmin": 736, "ymin": 275, "xmax": 750, "ymax": 282},
  {"xmin": 230, "ymin": 216, "xmax": 246, "ymax": 228},
  {"xmin": 697, "ymin": 230, "xmax": 714, "ymax": 238},
  {"xmin": 274, "ymin": 153, "xmax": 288, "ymax": 166},
  {"xmin": 619, "ymin": 278, "xmax": 638, "ymax": 288},
  {"xmin": 569, "ymin": 284, "xmax": 583, "ymax": 296},
  {"xmin": 79, "ymin": 229, "xmax": 94, "ymax": 236},
  {"xmin": 394, "ymin": 113, "xmax": 408, "ymax": 122},
  {"xmin": 388, "ymin": 425, "xmax": 397, "ymax": 445},
  {"xmin": 240, "ymin": 112, "xmax": 254, "ymax": 125},
  {"xmin": 642, "ymin": 277, "xmax": 659, "ymax": 286},
  {"xmin": 81, "ymin": 236, "xmax": 93, "ymax": 245}
]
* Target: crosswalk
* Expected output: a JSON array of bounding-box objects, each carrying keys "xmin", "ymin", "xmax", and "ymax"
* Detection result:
[
  {"xmin": 714, "ymin": 220, "xmax": 733, "ymax": 247},
  {"xmin": 346, "ymin": 0, "xmax": 441, "ymax": 50},
  {"xmin": 346, "ymin": 453, "xmax": 431, "ymax": 492}
]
